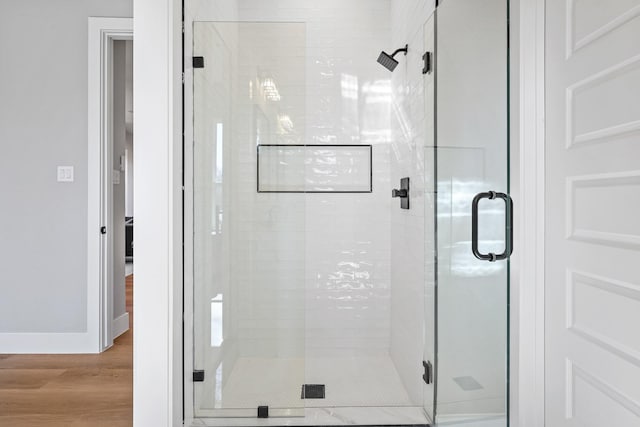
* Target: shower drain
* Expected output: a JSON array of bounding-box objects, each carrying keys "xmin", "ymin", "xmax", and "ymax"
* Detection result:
[{"xmin": 301, "ymin": 384, "xmax": 325, "ymax": 399}]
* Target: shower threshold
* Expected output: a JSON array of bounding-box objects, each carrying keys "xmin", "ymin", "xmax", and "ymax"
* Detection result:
[{"xmin": 190, "ymin": 406, "xmax": 430, "ymax": 426}]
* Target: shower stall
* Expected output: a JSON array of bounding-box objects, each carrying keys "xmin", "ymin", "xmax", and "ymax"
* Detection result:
[{"xmin": 184, "ymin": 0, "xmax": 510, "ymax": 426}]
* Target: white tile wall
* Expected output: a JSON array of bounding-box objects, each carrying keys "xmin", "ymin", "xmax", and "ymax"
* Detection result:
[
  {"xmin": 299, "ymin": 0, "xmax": 392, "ymax": 359},
  {"xmin": 191, "ymin": 0, "xmax": 394, "ymax": 367}
]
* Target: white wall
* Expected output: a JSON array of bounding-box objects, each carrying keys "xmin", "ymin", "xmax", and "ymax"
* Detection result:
[{"xmin": 0, "ymin": 0, "xmax": 131, "ymax": 342}]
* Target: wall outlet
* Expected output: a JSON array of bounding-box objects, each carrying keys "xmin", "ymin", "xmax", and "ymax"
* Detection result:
[{"xmin": 57, "ymin": 166, "xmax": 74, "ymax": 182}]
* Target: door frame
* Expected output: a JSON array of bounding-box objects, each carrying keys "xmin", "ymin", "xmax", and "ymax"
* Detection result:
[
  {"xmin": 132, "ymin": 0, "xmax": 184, "ymax": 424},
  {"xmin": 87, "ymin": 16, "xmax": 133, "ymax": 353},
  {"xmin": 511, "ymin": 0, "xmax": 546, "ymax": 425}
]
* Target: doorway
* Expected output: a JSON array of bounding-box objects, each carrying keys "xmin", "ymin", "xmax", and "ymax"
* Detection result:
[
  {"xmin": 112, "ymin": 39, "xmax": 134, "ymax": 342},
  {"xmin": 87, "ymin": 17, "xmax": 133, "ymax": 352}
]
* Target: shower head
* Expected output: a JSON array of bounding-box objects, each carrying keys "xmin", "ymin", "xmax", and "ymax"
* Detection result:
[
  {"xmin": 377, "ymin": 51, "xmax": 399, "ymax": 71},
  {"xmin": 377, "ymin": 44, "xmax": 408, "ymax": 72}
]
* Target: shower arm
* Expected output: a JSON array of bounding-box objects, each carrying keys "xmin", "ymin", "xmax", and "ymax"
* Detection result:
[{"xmin": 390, "ymin": 45, "xmax": 408, "ymax": 58}]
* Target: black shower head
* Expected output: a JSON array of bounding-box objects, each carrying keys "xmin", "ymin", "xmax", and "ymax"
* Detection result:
[
  {"xmin": 377, "ymin": 44, "xmax": 408, "ymax": 72},
  {"xmin": 377, "ymin": 51, "xmax": 399, "ymax": 71}
]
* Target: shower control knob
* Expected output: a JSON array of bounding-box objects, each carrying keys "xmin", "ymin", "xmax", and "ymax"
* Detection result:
[
  {"xmin": 393, "ymin": 177, "xmax": 410, "ymax": 209},
  {"xmin": 392, "ymin": 189, "xmax": 407, "ymax": 198}
]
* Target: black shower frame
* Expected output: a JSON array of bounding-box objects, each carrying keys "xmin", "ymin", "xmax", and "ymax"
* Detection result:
[{"xmin": 256, "ymin": 144, "xmax": 373, "ymax": 193}]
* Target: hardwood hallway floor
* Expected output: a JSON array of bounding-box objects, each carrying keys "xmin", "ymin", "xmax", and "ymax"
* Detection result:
[{"xmin": 0, "ymin": 275, "xmax": 134, "ymax": 426}]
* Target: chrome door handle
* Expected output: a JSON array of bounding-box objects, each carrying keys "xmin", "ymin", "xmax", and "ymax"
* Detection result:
[{"xmin": 471, "ymin": 191, "xmax": 513, "ymax": 262}]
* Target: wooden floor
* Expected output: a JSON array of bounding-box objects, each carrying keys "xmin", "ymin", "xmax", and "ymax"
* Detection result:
[{"xmin": 0, "ymin": 275, "xmax": 134, "ymax": 426}]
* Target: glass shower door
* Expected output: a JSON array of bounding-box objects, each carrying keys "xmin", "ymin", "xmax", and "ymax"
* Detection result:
[
  {"xmin": 192, "ymin": 21, "xmax": 307, "ymax": 418},
  {"xmin": 433, "ymin": 0, "xmax": 511, "ymax": 425}
]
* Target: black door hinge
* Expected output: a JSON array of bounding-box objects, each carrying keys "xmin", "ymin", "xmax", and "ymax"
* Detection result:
[
  {"xmin": 193, "ymin": 56, "xmax": 204, "ymax": 69},
  {"xmin": 100, "ymin": 226, "xmax": 107, "ymax": 235},
  {"xmin": 193, "ymin": 370, "xmax": 205, "ymax": 382},
  {"xmin": 258, "ymin": 406, "xmax": 269, "ymax": 418},
  {"xmin": 422, "ymin": 51, "xmax": 432, "ymax": 75},
  {"xmin": 422, "ymin": 360, "xmax": 433, "ymax": 385}
]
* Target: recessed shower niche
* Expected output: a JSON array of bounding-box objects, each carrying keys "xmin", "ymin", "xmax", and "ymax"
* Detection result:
[
  {"xmin": 184, "ymin": 1, "xmax": 511, "ymax": 426},
  {"xmin": 257, "ymin": 145, "xmax": 373, "ymax": 193}
]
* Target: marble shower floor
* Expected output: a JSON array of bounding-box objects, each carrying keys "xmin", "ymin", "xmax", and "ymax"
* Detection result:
[{"xmin": 194, "ymin": 355, "xmax": 430, "ymax": 426}]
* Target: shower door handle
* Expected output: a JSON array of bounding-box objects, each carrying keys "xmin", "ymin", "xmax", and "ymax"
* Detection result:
[{"xmin": 471, "ymin": 191, "xmax": 513, "ymax": 262}]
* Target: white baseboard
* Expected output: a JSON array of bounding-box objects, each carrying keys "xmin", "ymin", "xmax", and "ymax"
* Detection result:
[
  {"xmin": 0, "ymin": 332, "xmax": 98, "ymax": 354},
  {"xmin": 0, "ymin": 313, "xmax": 130, "ymax": 353},
  {"xmin": 113, "ymin": 312, "xmax": 130, "ymax": 339}
]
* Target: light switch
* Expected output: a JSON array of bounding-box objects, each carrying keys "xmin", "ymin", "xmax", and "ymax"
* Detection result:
[{"xmin": 57, "ymin": 166, "xmax": 74, "ymax": 182}]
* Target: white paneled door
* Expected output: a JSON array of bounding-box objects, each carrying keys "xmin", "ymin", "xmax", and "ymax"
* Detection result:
[{"xmin": 545, "ymin": 1, "xmax": 640, "ymax": 426}]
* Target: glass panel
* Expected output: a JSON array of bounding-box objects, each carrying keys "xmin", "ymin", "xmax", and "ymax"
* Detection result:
[
  {"xmin": 192, "ymin": 21, "xmax": 307, "ymax": 418},
  {"xmin": 422, "ymin": 12, "xmax": 436, "ymax": 422},
  {"xmin": 434, "ymin": 0, "xmax": 509, "ymax": 426}
]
